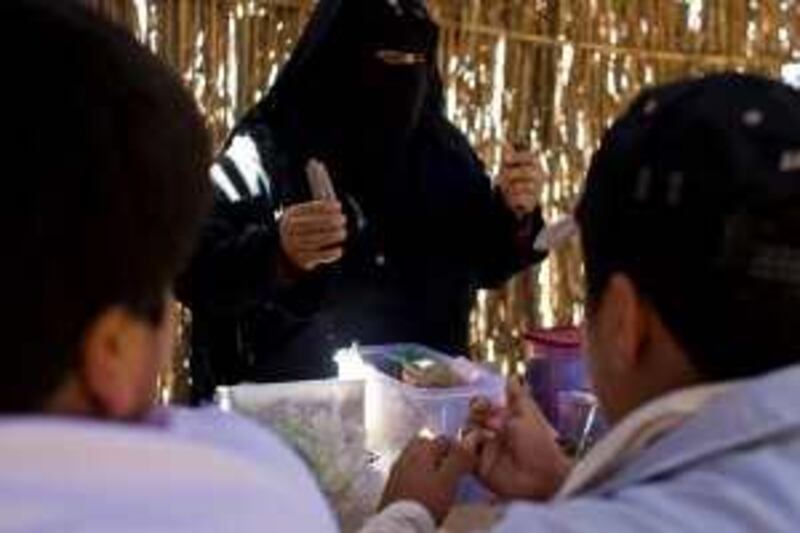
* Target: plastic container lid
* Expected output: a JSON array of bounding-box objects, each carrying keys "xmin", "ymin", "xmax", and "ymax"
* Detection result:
[{"xmin": 525, "ymin": 327, "xmax": 582, "ymax": 349}]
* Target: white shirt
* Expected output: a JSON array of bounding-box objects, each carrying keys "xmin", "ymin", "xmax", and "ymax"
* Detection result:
[{"xmin": 0, "ymin": 407, "xmax": 338, "ymax": 532}]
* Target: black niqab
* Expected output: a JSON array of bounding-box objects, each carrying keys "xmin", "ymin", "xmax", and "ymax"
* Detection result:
[{"xmin": 234, "ymin": 0, "xmax": 443, "ymax": 177}]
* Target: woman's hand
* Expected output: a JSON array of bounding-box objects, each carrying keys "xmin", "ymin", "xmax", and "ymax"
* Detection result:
[
  {"xmin": 497, "ymin": 147, "xmax": 545, "ymax": 218},
  {"xmin": 279, "ymin": 200, "xmax": 347, "ymax": 271}
]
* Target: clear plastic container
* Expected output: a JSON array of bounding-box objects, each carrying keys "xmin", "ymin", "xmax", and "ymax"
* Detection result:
[{"xmin": 358, "ymin": 344, "xmax": 505, "ymax": 460}]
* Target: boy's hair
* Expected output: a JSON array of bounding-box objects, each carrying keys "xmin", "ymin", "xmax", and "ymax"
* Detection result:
[
  {"xmin": 577, "ymin": 73, "xmax": 800, "ymax": 381},
  {"xmin": 0, "ymin": 1, "xmax": 212, "ymax": 411}
]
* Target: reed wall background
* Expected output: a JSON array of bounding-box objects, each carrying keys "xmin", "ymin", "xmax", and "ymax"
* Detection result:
[{"xmin": 84, "ymin": 0, "xmax": 800, "ymax": 395}]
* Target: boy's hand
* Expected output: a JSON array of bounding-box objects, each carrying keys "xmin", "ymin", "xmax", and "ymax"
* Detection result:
[
  {"xmin": 463, "ymin": 378, "xmax": 572, "ymax": 501},
  {"xmin": 379, "ymin": 436, "xmax": 474, "ymax": 524}
]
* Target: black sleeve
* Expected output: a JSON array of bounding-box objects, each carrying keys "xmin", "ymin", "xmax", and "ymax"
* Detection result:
[
  {"xmin": 474, "ymin": 189, "xmax": 548, "ymax": 288},
  {"xmin": 175, "ymin": 187, "xmax": 284, "ymax": 317},
  {"xmin": 445, "ymin": 129, "xmax": 547, "ymax": 288},
  {"xmin": 177, "ymin": 185, "xmax": 331, "ymax": 321},
  {"xmin": 176, "ymin": 125, "xmax": 330, "ymax": 321}
]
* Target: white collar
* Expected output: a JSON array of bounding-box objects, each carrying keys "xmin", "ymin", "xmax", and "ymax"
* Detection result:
[{"xmin": 557, "ymin": 381, "xmax": 731, "ymax": 498}]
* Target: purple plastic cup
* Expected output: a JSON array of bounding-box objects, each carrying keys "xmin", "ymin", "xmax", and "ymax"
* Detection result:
[{"xmin": 524, "ymin": 327, "xmax": 589, "ymax": 433}]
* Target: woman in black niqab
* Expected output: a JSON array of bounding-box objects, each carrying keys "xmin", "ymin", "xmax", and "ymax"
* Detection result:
[{"xmin": 179, "ymin": 0, "xmax": 547, "ymax": 400}]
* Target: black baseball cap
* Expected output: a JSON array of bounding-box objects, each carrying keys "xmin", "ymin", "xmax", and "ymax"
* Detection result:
[{"xmin": 576, "ymin": 72, "xmax": 800, "ymax": 379}]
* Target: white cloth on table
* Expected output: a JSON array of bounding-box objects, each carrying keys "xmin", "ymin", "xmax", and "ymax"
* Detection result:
[{"xmin": 0, "ymin": 407, "xmax": 337, "ymax": 533}]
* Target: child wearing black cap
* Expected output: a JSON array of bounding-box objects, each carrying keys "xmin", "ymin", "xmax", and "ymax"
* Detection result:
[{"xmin": 370, "ymin": 73, "xmax": 800, "ymax": 533}]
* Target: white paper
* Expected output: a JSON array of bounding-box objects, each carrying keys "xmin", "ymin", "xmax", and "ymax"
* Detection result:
[
  {"xmin": 534, "ymin": 215, "xmax": 579, "ymax": 252},
  {"xmin": 306, "ymin": 158, "xmax": 337, "ymax": 200}
]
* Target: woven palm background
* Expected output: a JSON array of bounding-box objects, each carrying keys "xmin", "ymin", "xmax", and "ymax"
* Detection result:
[{"xmin": 84, "ymin": 0, "xmax": 800, "ymax": 401}]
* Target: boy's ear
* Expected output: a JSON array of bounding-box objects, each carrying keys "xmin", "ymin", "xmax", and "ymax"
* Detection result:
[
  {"xmin": 80, "ymin": 307, "xmax": 155, "ymax": 419},
  {"xmin": 603, "ymin": 273, "xmax": 648, "ymax": 374}
]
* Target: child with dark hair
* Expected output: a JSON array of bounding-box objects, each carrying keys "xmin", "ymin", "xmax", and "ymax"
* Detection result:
[
  {"xmin": 369, "ymin": 73, "xmax": 800, "ymax": 532},
  {"xmin": 0, "ymin": 2, "xmax": 335, "ymax": 530}
]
